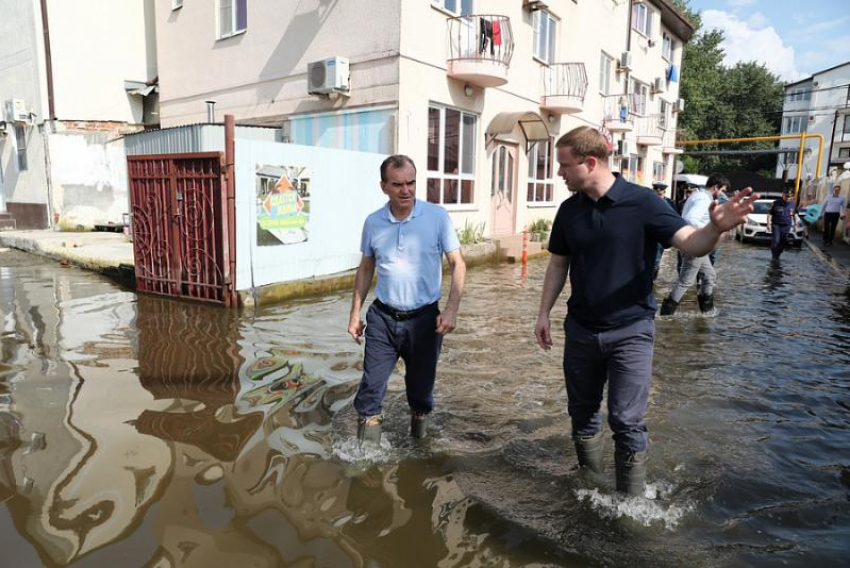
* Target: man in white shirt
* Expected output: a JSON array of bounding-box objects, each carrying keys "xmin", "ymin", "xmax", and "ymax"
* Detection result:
[
  {"xmin": 660, "ymin": 174, "xmax": 730, "ymax": 315},
  {"xmin": 819, "ymin": 185, "xmax": 847, "ymax": 246}
]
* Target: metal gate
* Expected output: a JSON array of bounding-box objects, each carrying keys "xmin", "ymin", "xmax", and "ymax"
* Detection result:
[{"xmin": 128, "ymin": 153, "xmax": 236, "ymax": 306}]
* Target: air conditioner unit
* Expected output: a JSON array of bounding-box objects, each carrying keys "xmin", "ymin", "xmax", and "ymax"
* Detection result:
[
  {"xmin": 673, "ymin": 98, "xmax": 685, "ymax": 113},
  {"xmin": 307, "ymin": 57, "xmax": 350, "ymax": 95},
  {"xmin": 652, "ymin": 77, "xmax": 665, "ymax": 93},
  {"xmin": 4, "ymin": 99, "xmax": 28, "ymax": 123},
  {"xmin": 618, "ymin": 51, "xmax": 632, "ymax": 72},
  {"xmin": 616, "ymin": 140, "xmax": 632, "ymax": 156}
]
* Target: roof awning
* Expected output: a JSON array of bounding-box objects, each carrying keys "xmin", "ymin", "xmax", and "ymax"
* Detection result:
[
  {"xmin": 124, "ymin": 80, "xmax": 157, "ymax": 97},
  {"xmin": 486, "ymin": 111, "xmax": 550, "ymax": 151}
]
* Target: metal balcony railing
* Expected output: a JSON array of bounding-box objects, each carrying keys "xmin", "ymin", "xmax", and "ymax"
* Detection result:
[
  {"xmin": 447, "ymin": 15, "xmax": 514, "ymax": 69},
  {"xmin": 636, "ymin": 114, "xmax": 665, "ymax": 140},
  {"xmin": 542, "ymin": 62, "xmax": 588, "ymax": 99},
  {"xmin": 602, "ymin": 94, "xmax": 643, "ymax": 127}
]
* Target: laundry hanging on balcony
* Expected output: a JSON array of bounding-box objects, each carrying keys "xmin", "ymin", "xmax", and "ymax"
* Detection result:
[
  {"xmin": 667, "ymin": 64, "xmax": 679, "ymax": 83},
  {"xmin": 479, "ymin": 18, "xmax": 495, "ymax": 55}
]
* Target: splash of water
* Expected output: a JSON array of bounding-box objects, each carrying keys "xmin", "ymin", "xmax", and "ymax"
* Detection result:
[{"xmin": 575, "ymin": 483, "xmax": 694, "ymax": 530}]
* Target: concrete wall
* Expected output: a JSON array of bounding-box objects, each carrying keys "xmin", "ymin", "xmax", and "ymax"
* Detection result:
[
  {"xmin": 234, "ymin": 139, "xmax": 387, "ymax": 291},
  {"xmin": 154, "ymin": 0, "xmax": 401, "ymax": 126}
]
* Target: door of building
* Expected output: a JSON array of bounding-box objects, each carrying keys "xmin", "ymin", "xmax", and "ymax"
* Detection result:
[
  {"xmin": 127, "ymin": 153, "xmax": 236, "ymax": 306},
  {"xmin": 490, "ymin": 143, "xmax": 517, "ymax": 235}
]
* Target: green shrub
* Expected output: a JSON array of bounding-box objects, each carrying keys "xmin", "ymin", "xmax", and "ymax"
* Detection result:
[
  {"xmin": 528, "ymin": 218, "xmax": 552, "ymax": 241},
  {"xmin": 457, "ymin": 220, "xmax": 485, "ymax": 245}
]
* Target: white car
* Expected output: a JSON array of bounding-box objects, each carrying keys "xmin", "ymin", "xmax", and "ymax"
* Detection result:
[{"xmin": 735, "ymin": 199, "xmax": 804, "ymax": 246}]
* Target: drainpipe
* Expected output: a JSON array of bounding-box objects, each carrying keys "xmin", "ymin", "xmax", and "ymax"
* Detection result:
[
  {"xmin": 39, "ymin": 0, "xmax": 57, "ymax": 229},
  {"xmin": 206, "ymin": 101, "xmax": 217, "ymax": 123},
  {"xmin": 39, "ymin": 0, "xmax": 56, "ymax": 120},
  {"xmin": 827, "ymin": 109, "xmax": 839, "ymax": 179}
]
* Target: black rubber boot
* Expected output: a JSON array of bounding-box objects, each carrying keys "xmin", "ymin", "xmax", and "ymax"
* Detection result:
[
  {"xmin": 574, "ymin": 431, "xmax": 604, "ymax": 474},
  {"xmin": 357, "ymin": 415, "xmax": 383, "ymax": 447},
  {"xmin": 660, "ymin": 297, "xmax": 679, "ymax": 316},
  {"xmin": 697, "ymin": 293, "xmax": 715, "ymax": 313},
  {"xmin": 615, "ymin": 450, "xmax": 647, "ymax": 497},
  {"xmin": 411, "ymin": 414, "xmax": 427, "ymax": 439}
]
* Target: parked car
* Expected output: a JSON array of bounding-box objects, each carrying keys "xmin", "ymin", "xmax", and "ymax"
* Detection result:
[{"xmin": 734, "ymin": 199, "xmax": 804, "ymax": 246}]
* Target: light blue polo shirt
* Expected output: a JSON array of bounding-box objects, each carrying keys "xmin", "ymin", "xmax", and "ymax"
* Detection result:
[{"xmin": 361, "ymin": 199, "xmax": 460, "ymax": 311}]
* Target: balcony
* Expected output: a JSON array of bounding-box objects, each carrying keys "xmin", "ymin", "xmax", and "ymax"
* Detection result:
[
  {"xmin": 540, "ymin": 62, "xmax": 588, "ymax": 114},
  {"xmin": 636, "ymin": 114, "xmax": 664, "ymax": 146},
  {"xmin": 447, "ymin": 15, "xmax": 514, "ymax": 88},
  {"xmin": 602, "ymin": 94, "xmax": 642, "ymax": 132},
  {"xmin": 662, "ymin": 129, "xmax": 684, "ymax": 154}
]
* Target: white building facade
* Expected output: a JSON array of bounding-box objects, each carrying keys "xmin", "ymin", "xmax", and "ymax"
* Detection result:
[
  {"xmin": 155, "ymin": 0, "xmax": 693, "ymax": 237},
  {"xmin": 0, "ymin": 0, "xmax": 158, "ymax": 229},
  {"xmin": 777, "ymin": 61, "xmax": 850, "ymax": 182}
]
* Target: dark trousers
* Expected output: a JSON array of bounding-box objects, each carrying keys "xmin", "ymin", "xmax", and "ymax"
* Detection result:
[
  {"xmin": 354, "ymin": 303, "xmax": 442, "ymax": 417},
  {"xmin": 771, "ymin": 225, "xmax": 790, "ymax": 258},
  {"xmin": 823, "ymin": 212, "xmax": 840, "ymax": 245},
  {"xmin": 563, "ymin": 317, "xmax": 655, "ymax": 454}
]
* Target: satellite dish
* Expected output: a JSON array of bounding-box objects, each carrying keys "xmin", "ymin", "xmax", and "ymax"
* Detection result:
[{"xmin": 675, "ymin": 160, "xmax": 685, "ymax": 174}]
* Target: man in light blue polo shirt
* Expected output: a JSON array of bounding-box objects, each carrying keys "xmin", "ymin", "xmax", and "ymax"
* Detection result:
[{"xmin": 348, "ymin": 154, "xmax": 466, "ymax": 446}]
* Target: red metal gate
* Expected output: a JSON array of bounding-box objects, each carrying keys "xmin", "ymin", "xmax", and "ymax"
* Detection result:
[{"xmin": 128, "ymin": 153, "xmax": 236, "ymax": 306}]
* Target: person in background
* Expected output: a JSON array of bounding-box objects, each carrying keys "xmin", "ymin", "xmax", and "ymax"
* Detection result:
[
  {"xmin": 766, "ymin": 189, "xmax": 797, "ymax": 260},
  {"xmin": 819, "ymin": 185, "xmax": 847, "ymax": 246},
  {"xmin": 652, "ymin": 182, "xmax": 677, "ymax": 280},
  {"xmin": 348, "ymin": 155, "xmax": 466, "ymax": 446},
  {"xmin": 534, "ymin": 127, "xmax": 756, "ymax": 497}
]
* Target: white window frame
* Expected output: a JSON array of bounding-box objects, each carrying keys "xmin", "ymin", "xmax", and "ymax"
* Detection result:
[
  {"xmin": 427, "ymin": 104, "xmax": 478, "ymax": 208},
  {"xmin": 527, "ymin": 138, "xmax": 555, "ymax": 205},
  {"xmin": 653, "ymin": 161, "xmax": 666, "ymax": 182},
  {"xmin": 632, "ymin": 2, "xmax": 652, "ymax": 37},
  {"xmin": 533, "ymin": 10, "xmax": 557, "ymax": 64},
  {"xmin": 599, "ymin": 52, "xmax": 614, "ymax": 95},
  {"xmin": 630, "ymin": 78, "xmax": 649, "ymax": 116},
  {"xmin": 659, "ymin": 100, "xmax": 669, "ymax": 130},
  {"xmin": 838, "ymin": 147, "xmax": 850, "ymax": 158},
  {"xmin": 662, "ymin": 32, "xmax": 673, "ymax": 61},
  {"xmin": 14, "ymin": 125, "xmax": 27, "ymax": 171},
  {"xmin": 218, "ymin": 0, "xmax": 247, "ymax": 39},
  {"xmin": 783, "ymin": 115, "xmax": 805, "ymax": 134},
  {"xmin": 431, "ymin": 0, "xmax": 473, "ymax": 16}
]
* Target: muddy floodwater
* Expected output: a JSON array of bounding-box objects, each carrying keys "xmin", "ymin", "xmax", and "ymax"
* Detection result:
[{"xmin": 1, "ymin": 240, "xmax": 849, "ymax": 567}]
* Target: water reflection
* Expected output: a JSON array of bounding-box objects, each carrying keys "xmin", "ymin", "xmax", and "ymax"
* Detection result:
[{"xmin": 1, "ymin": 241, "xmax": 850, "ymax": 566}]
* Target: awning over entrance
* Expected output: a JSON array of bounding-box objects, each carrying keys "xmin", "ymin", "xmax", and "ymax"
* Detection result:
[{"xmin": 486, "ymin": 111, "xmax": 550, "ymax": 151}]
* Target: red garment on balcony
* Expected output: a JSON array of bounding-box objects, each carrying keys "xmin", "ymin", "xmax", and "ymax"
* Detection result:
[{"xmin": 492, "ymin": 20, "xmax": 502, "ymax": 46}]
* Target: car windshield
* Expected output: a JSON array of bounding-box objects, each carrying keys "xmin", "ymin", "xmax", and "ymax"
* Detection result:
[{"xmin": 752, "ymin": 202, "xmax": 772, "ymax": 214}]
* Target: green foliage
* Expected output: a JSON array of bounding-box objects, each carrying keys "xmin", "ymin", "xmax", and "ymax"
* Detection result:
[
  {"xmin": 678, "ymin": 11, "xmax": 785, "ymax": 176},
  {"xmin": 529, "ymin": 218, "xmax": 552, "ymax": 241},
  {"xmin": 457, "ymin": 220, "xmax": 485, "ymax": 245}
]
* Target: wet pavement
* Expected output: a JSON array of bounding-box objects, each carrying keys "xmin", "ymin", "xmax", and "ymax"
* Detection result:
[{"xmin": 1, "ymin": 238, "xmax": 849, "ymax": 567}]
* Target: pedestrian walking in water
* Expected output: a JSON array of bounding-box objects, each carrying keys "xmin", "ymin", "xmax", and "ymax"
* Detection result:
[
  {"xmin": 348, "ymin": 155, "xmax": 466, "ymax": 446},
  {"xmin": 534, "ymin": 127, "xmax": 756, "ymax": 496},
  {"xmin": 660, "ymin": 174, "xmax": 730, "ymax": 316},
  {"xmin": 819, "ymin": 185, "xmax": 846, "ymax": 246},
  {"xmin": 767, "ymin": 189, "xmax": 797, "ymax": 260}
]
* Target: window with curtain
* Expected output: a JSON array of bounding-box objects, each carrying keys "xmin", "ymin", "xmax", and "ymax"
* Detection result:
[
  {"xmin": 533, "ymin": 10, "xmax": 556, "ymax": 64},
  {"xmin": 427, "ymin": 105, "xmax": 477, "ymax": 206},
  {"xmin": 527, "ymin": 138, "xmax": 555, "ymax": 203},
  {"xmin": 432, "ymin": 0, "xmax": 473, "ymax": 16},
  {"xmin": 599, "ymin": 52, "xmax": 614, "ymax": 95},
  {"xmin": 219, "ymin": 0, "xmax": 247, "ymax": 38}
]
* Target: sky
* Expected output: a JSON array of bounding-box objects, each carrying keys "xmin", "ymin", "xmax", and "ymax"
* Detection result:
[{"xmin": 687, "ymin": 0, "xmax": 849, "ymax": 82}]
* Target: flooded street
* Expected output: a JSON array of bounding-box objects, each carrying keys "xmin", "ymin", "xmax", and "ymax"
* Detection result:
[{"xmin": 1, "ymin": 240, "xmax": 849, "ymax": 567}]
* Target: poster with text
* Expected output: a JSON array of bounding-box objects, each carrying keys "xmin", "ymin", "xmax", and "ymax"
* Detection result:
[{"xmin": 256, "ymin": 164, "xmax": 311, "ymax": 246}]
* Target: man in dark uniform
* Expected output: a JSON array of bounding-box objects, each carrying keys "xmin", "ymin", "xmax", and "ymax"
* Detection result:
[
  {"xmin": 652, "ymin": 183, "xmax": 677, "ymax": 280},
  {"xmin": 766, "ymin": 189, "xmax": 797, "ymax": 260},
  {"xmin": 534, "ymin": 126, "xmax": 757, "ymax": 496}
]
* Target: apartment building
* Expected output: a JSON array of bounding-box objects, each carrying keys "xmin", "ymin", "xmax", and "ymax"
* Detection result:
[
  {"xmin": 0, "ymin": 0, "xmax": 157, "ymax": 229},
  {"xmin": 155, "ymin": 0, "xmax": 693, "ymax": 237},
  {"xmin": 776, "ymin": 61, "xmax": 850, "ymax": 181}
]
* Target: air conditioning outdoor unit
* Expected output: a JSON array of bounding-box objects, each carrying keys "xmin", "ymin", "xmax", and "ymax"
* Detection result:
[
  {"xmin": 652, "ymin": 77, "xmax": 665, "ymax": 93},
  {"xmin": 4, "ymin": 99, "xmax": 28, "ymax": 123},
  {"xmin": 616, "ymin": 140, "xmax": 632, "ymax": 156},
  {"xmin": 673, "ymin": 98, "xmax": 685, "ymax": 113},
  {"xmin": 618, "ymin": 51, "xmax": 632, "ymax": 72},
  {"xmin": 307, "ymin": 57, "xmax": 350, "ymax": 95}
]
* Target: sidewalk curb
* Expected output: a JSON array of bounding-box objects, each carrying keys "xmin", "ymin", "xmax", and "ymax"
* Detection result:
[{"xmin": 804, "ymin": 239, "xmax": 850, "ymax": 281}]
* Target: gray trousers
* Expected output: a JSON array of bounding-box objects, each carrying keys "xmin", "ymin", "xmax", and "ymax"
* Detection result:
[{"xmin": 669, "ymin": 254, "xmax": 715, "ymax": 302}]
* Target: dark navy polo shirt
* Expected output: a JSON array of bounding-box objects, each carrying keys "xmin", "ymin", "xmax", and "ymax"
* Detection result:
[
  {"xmin": 548, "ymin": 174, "xmax": 687, "ymax": 330},
  {"xmin": 769, "ymin": 198, "xmax": 794, "ymax": 227}
]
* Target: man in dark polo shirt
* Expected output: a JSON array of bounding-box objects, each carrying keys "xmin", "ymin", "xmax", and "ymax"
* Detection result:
[
  {"xmin": 534, "ymin": 126, "xmax": 757, "ymax": 496},
  {"xmin": 766, "ymin": 189, "xmax": 797, "ymax": 260}
]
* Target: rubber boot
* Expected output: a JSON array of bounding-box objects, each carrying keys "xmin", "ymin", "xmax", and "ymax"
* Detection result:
[
  {"xmin": 659, "ymin": 297, "xmax": 679, "ymax": 316},
  {"xmin": 697, "ymin": 293, "xmax": 715, "ymax": 313},
  {"xmin": 411, "ymin": 413, "xmax": 427, "ymax": 439},
  {"xmin": 574, "ymin": 431, "xmax": 604, "ymax": 474},
  {"xmin": 357, "ymin": 415, "xmax": 383, "ymax": 447},
  {"xmin": 615, "ymin": 450, "xmax": 647, "ymax": 497}
]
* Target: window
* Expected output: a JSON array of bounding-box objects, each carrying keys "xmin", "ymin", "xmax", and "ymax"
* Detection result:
[
  {"xmin": 219, "ymin": 0, "xmax": 247, "ymax": 38},
  {"xmin": 783, "ymin": 115, "xmax": 806, "ymax": 134},
  {"xmin": 599, "ymin": 52, "xmax": 614, "ymax": 95},
  {"xmin": 14, "ymin": 125, "xmax": 27, "ymax": 171},
  {"xmin": 843, "ymin": 115, "xmax": 850, "ymax": 133},
  {"xmin": 427, "ymin": 105, "xmax": 477, "ymax": 206},
  {"xmin": 653, "ymin": 161, "xmax": 666, "ymax": 182},
  {"xmin": 527, "ymin": 138, "xmax": 555, "ymax": 203},
  {"xmin": 631, "ymin": 2, "xmax": 652, "ymax": 36},
  {"xmin": 662, "ymin": 32, "xmax": 674, "ymax": 61},
  {"xmin": 786, "ymin": 151, "xmax": 798, "ymax": 165},
  {"xmin": 659, "ymin": 100, "xmax": 669, "ymax": 129},
  {"xmin": 630, "ymin": 78, "xmax": 649, "ymax": 115},
  {"xmin": 432, "ymin": 0, "xmax": 473, "ymax": 15},
  {"xmin": 838, "ymin": 147, "xmax": 850, "ymax": 158},
  {"xmin": 533, "ymin": 10, "xmax": 556, "ymax": 64},
  {"xmin": 786, "ymin": 87, "xmax": 811, "ymax": 103},
  {"xmin": 628, "ymin": 155, "xmax": 644, "ymax": 184}
]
